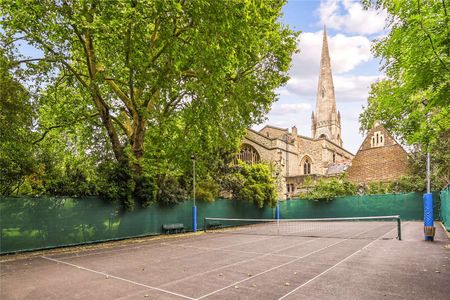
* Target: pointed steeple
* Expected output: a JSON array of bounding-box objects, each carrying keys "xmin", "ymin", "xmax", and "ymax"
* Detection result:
[{"xmin": 311, "ymin": 26, "xmax": 342, "ymax": 146}]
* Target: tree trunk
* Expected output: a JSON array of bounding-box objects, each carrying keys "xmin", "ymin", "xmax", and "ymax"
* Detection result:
[{"xmin": 131, "ymin": 116, "xmax": 146, "ymax": 175}]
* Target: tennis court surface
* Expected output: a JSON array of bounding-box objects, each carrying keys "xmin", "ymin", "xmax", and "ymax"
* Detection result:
[{"xmin": 1, "ymin": 218, "xmax": 449, "ymax": 299}]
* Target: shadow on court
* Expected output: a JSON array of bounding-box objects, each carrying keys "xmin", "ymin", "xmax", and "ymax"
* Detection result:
[{"xmin": 1, "ymin": 221, "xmax": 449, "ymax": 299}]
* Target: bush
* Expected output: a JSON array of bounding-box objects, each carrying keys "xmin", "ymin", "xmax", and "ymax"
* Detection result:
[
  {"xmin": 195, "ymin": 179, "xmax": 220, "ymax": 202},
  {"xmin": 222, "ymin": 162, "xmax": 277, "ymax": 208},
  {"xmin": 299, "ymin": 175, "xmax": 357, "ymax": 201}
]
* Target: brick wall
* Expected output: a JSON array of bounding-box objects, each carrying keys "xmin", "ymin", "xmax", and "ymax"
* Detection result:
[{"xmin": 347, "ymin": 124, "xmax": 409, "ymax": 184}]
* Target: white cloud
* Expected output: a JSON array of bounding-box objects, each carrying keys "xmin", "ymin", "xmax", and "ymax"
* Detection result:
[
  {"xmin": 270, "ymin": 103, "xmax": 312, "ymax": 115},
  {"xmin": 318, "ymin": 0, "xmax": 387, "ymax": 35},
  {"xmin": 333, "ymin": 75, "xmax": 380, "ymax": 102},
  {"xmin": 291, "ymin": 31, "xmax": 372, "ymax": 77}
]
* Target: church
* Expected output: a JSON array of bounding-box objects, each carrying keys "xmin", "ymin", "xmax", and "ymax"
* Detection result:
[{"xmin": 236, "ymin": 28, "xmax": 354, "ymax": 198}]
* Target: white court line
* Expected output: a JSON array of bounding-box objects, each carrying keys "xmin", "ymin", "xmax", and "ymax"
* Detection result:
[
  {"xmin": 160, "ymin": 224, "xmax": 368, "ymax": 289},
  {"xmin": 162, "ymin": 243, "xmax": 300, "ymax": 258},
  {"xmin": 158, "ymin": 237, "xmax": 320, "ymax": 289},
  {"xmin": 57, "ymin": 231, "xmax": 257, "ymax": 260},
  {"xmin": 57, "ymin": 229, "xmax": 243, "ymax": 260},
  {"xmin": 41, "ymin": 256, "xmax": 195, "ymax": 300},
  {"xmin": 165, "ymin": 234, "xmax": 277, "ymax": 250},
  {"xmin": 277, "ymin": 222, "xmax": 408, "ymax": 300},
  {"xmin": 195, "ymin": 223, "xmax": 389, "ymax": 299}
]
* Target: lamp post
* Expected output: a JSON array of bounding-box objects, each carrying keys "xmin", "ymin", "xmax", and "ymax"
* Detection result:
[
  {"xmin": 191, "ymin": 155, "xmax": 197, "ymax": 232},
  {"xmin": 422, "ymin": 99, "xmax": 434, "ymax": 241}
]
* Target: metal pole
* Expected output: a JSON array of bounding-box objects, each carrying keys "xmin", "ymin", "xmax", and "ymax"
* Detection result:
[
  {"xmin": 276, "ymin": 200, "xmax": 280, "ymax": 235},
  {"xmin": 426, "ymin": 151, "xmax": 431, "ymax": 194},
  {"xmin": 422, "ymin": 105, "xmax": 434, "ymax": 241},
  {"xmin": 192, "ymin": 158, "xmax": 197, "ymax": 232},
  {"xmin": 396, "ymin": 217, "xmax": 401, "ymax": 241},
  {"xmin": 193, "ymin": 159, "xmax": 196, "ymax": 207}
]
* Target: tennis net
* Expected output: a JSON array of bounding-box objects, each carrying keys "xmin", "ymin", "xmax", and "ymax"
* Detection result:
[{"xmin": 204, "ymin": 216, "xmax": 401, "ymax": 240}]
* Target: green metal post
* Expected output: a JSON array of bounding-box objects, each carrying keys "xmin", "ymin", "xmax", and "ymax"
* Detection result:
[{"xmin": 397, "ymin": 217, "xmax": 402, "ymax": 241}]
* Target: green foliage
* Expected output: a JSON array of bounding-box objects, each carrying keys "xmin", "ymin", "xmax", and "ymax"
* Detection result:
[
  {"xmin": 396, "ymin": 175, "xmax": 427, "ymax": 193},
  {"xmin": 0, "ymin": 55, "xmax": 36, "ymax": 195},
  {"xmin": 366, "ymin": 181, "xmax": 395, "ymax": 195},
  {"xmin": 360, "ymin": 0, "xmax": 450, "ymax": 190},
  {"xmin": 96, "ymin": 162, "xmax": 136, "ymax": 211},
  {"xmin": 222, "ymin": 162, "xmax": 277, "ymax": 208},
  {"xmin": 156, "ymin": 176, "xmax": 188, "ymax": 206},
  {"xmin": 195, "ymin": 179, "xmax": 220, "ymax": 203},
  {"xmin": 360, "ymin": 0, "xmax": 450, "ymax": 154},
  {"xmin": 0, "ymin": 0, "xmax": 298, "ymax": 209},
  {"xmin": 300, "ymin": 175, "xmax": 357, "ymax": 201}
]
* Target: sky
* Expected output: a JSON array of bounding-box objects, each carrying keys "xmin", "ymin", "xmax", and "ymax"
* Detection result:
[{"xmin": 254, "ymin": 0, "xmax": 388, "ymax": 154}]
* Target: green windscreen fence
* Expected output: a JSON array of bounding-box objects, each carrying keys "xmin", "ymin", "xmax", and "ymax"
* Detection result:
[
  {"xmin": 0, "ymin": 192, "xmax": 438, "ymax": 254},
  {"xmin": 440, "ymin": 185, "xmax": 450, "ymax": 231}
]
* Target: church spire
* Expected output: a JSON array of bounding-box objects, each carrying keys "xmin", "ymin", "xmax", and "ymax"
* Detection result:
[{"xmin": 311, "ymin": 26, "xmax": 342, "ymax": 146}]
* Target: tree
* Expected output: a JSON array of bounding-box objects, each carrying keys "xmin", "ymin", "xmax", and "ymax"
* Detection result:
[
  {"xmin": 360, "ymin": 0, "xmax": 450, "ymax": 187},
  {"xmin": 222, "ymin": 162, "xmax": 277, "ymax": 208},
  {"xmin": 1, "ymin": 1, "xmax": 298, "ymax": 203},
  {"xmin": 360, "ymin": 0, "xmax": 449, "ymax": 146},
  {"xmin": 0, "ymin": 54, "xmax": 36, "ymax": 195},
  {"xmin": 299, "ymin": 175, "xmax": 357, "ymax": 201}
]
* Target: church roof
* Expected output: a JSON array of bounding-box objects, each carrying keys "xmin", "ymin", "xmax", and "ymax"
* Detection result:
[
  {"xmin": 326, "ymin": 162, "xmax": 351, "ymax": 175},
  {"xmin": 259, "ymin": 124, "xmax": 288, "ymax": 132}
]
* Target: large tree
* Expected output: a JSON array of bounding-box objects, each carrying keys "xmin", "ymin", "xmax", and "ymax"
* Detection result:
[
  {"xmin": 360, "ymin": 0, "xmax": 450, "ymax": 187},
  {"xmin": 360, "ymin": 0, "xmax": 449, "ymax": 145},
  {"xmin": 1, "ymin": 1, "xmax": 297, "ymax": 197}
]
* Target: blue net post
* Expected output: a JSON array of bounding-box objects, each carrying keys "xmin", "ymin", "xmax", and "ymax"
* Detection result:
[
  {"xmin": 275, "ymin": 202, "xmax": 280, "ymax": 220},
  {"xmin": 192, "ymin": 205, "xmax": 197, "ymax": 232},
  {"xmin": 423, "ymin": 193, "xmax": 434, "ymax": 241}
]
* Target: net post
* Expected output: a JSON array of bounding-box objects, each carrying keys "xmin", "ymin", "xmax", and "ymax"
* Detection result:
[
  {"xmin": 203, "ymin": 218, "xmax": 206, "ymax": 233},
  {"xmin": 276, "ymin": 201, "xmax": 280, "ymax": 235},
  {"xmin": 396, "ymin": 216, "xmax": 401, "ymax": 240}
]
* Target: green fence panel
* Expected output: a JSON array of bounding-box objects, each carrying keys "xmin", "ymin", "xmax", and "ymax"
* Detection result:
[
  {"xmin": 281, "ymin": 192, "xmax": 436, "ymax": 220},
  {"xmin": 0, "ymin": 192, "xmax": 437, "ymax": 254},
  {"xmin": 440, "ymin": 185, "xmax": 450, "ymax": 231},
  {"xmin": 0, "ymin": 197, "xmax": 274, "ymax": 254}
]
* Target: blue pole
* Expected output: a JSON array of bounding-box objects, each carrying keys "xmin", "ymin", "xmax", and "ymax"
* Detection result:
[
  {"xmin": 192, "ymin": 205, "xmax": 197, "ymax": 232},
  {"xmin": 276, "ymin": 202, "xmax": 280, "ymax": 220},
  {"xmin": 423, "ymin": 193, "xmax": 434, "ymax": 241}
]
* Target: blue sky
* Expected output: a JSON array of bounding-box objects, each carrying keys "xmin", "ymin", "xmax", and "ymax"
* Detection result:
[{"xmin": 254, "ymin": 0, "xmax": 388, "ymax": 154}]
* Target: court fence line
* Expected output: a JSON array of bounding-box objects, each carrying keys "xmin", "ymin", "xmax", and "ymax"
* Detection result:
[{"xmin": 0, "ymin": 192, "xmax": 441, "ymax": 254}]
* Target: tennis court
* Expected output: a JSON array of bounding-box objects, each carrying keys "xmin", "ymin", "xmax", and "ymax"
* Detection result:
[{"xmin": 1, "ymin": 218, "xmax": 449, "ymax": 299}]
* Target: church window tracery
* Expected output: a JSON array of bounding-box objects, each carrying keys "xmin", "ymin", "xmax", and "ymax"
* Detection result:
[
  {"xmin": 235, "ymin": 144, "xmax": 260, "ymax": 165},
  {"xmin": 301, "ymin": 156, "xmax": 312, "ymax": 175}
]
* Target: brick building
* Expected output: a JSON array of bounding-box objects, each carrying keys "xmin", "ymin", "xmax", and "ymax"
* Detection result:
[{"xmin": 347, "ymin": 122, "xmax": 409, "ymax": 184}]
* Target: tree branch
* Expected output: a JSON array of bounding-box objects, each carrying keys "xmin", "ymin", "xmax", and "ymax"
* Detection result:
[
  {"xmin": 417, "ymin": 0, "xmax": 450, "ymax": 73},
  {"xmin": 32, "ymin": 113, "xmax": 100, "ymax": 144}
]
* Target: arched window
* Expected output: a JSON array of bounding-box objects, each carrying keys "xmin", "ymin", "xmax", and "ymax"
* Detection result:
[
  {"xmin": 235, "ymin": 144, "xmax": 260, "ymax": 165},
  {"xmin": 319, "ymin": 134, "xmax": 328, "ymax": 139},
  {"xmin": 370, "ymin": 131, "xmax": 385, "ymax": 148},
  {"xmin": 333, "ymin": 153, "xmax": 336, "ymax": 163},
  {"xmin": 301, "ymin": 156, "xmax": 312, "ymax": 175}
]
